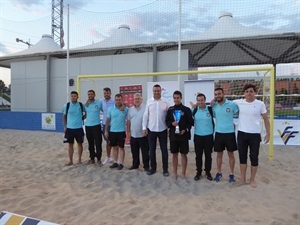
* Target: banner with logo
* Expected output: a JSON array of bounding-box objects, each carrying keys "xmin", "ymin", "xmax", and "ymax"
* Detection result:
[
  {"xmin": 274, "ymin": 119, "xmax": 299, "ymax": 145},
  {"xmin": 119, "ymin": 84, "xmax": 143, "ymax": 146},
  {"xmin": 41, "ymin": 113, "xmax": 56, "ymax": 130},
  {"xmin": 119, "ymin": 84, "xmax": 142, "ymax": 107}
]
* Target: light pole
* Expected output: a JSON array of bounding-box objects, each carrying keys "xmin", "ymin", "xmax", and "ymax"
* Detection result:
[{"xmin": 16, "ymin": 38, "xmax": 32, "ymax": 48}]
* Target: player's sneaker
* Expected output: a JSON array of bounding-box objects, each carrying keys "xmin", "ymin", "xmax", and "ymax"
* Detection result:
[
  {"xmin": 214, "ymin": 172, "xmax": 222, "ymax": 182},
  {"xmin": 229, "ymin": 174, "xmax": 236, "ymax": 183}
]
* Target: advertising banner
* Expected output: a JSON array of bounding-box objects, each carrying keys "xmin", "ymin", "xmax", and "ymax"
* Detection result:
[
  {"xmin": 274, "ymin": 119, "xmax": 299, "ymax": 145},
  {"xmin": 41, "ymin": 113, "xmax": 56, "ymax": 130},
  {"xmin": 119, "ymin": 84, "xmax": 143, "ymax": 146},
  {"xmin": 119, "ymin": 84, "xmax": 142, "ymax": 107}
]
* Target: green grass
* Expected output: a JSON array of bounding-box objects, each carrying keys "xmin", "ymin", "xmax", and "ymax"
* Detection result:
[{"xmin": 274, "ymin": 110, "xmax": 300, "ymax": 116}]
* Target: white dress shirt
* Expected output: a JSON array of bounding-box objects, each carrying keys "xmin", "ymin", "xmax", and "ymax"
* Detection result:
[{"xmin": 142, "ymin": 97, "xmax": 170, "ymax": 132}]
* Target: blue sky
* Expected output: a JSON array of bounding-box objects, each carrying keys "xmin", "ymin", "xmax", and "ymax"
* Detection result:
[{"xmin": 0, "ymin": 0, "xmax": 299, "ymax": 85}]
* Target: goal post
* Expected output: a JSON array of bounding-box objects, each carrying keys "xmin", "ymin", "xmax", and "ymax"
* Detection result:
[{"xmin": 77, "ymin": 66, "xmax": 275, "ymax": 160}]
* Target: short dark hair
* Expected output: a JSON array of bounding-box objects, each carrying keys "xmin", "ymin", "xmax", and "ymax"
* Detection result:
[
  {"xmin": 173, "ymin": 90, "xmax": 182, "ymax": 98},
  {"xmin": 103, "ymin": 87, "xmax": 111, "ymax": 92},
  {"xmin": 214, "ymin": 87, "xmax": 224, "ymax": 93},
  {"xmin": 88, "ymin": 90, "xmax": 95, "ymax": 94},
  {"xmin": 115, "ymin": 93, "xmax": 122, "ymax": 98},
  {"xmin": 70, "ymin": 91, "xmax": 78, "ymax": 96},
  {"xmin": 196, "ymin": 93, "xmax": 206, "ymax": 100},
  {"xmin": 153, "ymin": 84, "xmax": 161, "ymax": 89},
  {"xmin": 243, "ymin": 83, "xmax": 257, "ymax": 92}
]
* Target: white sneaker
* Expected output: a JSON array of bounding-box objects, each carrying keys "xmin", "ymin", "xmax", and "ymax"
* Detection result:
[{"xmin": 102, "ymin": 157, "xmax": 110, "ymax": 165}]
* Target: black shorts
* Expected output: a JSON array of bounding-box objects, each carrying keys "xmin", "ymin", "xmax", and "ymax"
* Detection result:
[
  {"xmin": 102, "ymin": 125, "xmax": 110, "ymax": 142},
  {"xmin": 170, "ymin": 139, "xmax": 189, "ymax": 154},
  {"xmin": 64, "ymin": 128, "xmax": 84, "ymax": 144},
  {"xmin": 109, "ymin": 132, "xmax": 126, "ymax": 148},
  {"xmin": 214, "ymin": 132, "xmax": 237, "ymax": 152}
]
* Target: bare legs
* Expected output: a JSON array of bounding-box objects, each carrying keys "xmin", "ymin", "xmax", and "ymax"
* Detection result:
[
  {"xmin": 250, "ymin": 166, "xmax": 258, "ymax": 188},
  {"xmin": 111, "ymin": 146, "xmax": 125, "ymax": 164},
  {"xmin": 172, "ymin": 153, "xmax": 188, "ymax": 179},
  {"xmin": 66, "ymin": 143, "xmax": 83, "ymax": 165},
  {"xmin": 216, "ymin": 151, "xmax": 235, "ymax": 174},
  {"xmin": 106, "ymin": 141, "xmax": 112, "ymax": 158},
  {"xmin": 227, "ymin": 151, "xmax": 235, "ymax": 174}
]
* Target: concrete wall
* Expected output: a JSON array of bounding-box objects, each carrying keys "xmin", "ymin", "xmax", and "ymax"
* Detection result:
[
  {"xmin": 10, "ymin": 49, "xmax": 189, "ymax": 113},
  {"xmin": 11, "ymin": 60, "xmax": 47, "ymax": 112}
]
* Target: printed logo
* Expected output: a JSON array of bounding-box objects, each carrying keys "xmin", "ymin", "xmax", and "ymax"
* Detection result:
[
  {"xmin": 277, "ymin": 122, "xmax": 299, "ymax": 145},
  {"xmin": 162, "ymin": 87, "xmax": 172, "ymax": 99},
  {"xmin": 226, "ymin": 108, "xmax": 231, "ymax": 113},
  {"xmin": 206, "ymin": 112, "xmax": 211, "ymax": 117},
  {"xmin": 95, "ymin": 105, "xmax": 98, "ymax": 109},
  {"xmin": 45, "ymin": 115, "xmax": 53, "ymax": 125}
]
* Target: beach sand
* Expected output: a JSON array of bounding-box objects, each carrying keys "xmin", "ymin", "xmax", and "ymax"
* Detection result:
[{"xmin": 0, "ymin": 129, "xmax": 299, "ymax": 225}]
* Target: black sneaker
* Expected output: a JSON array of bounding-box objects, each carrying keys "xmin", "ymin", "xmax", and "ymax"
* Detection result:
[
  {"xmin": 206, "ymin": 172, "xmax": 213, "ymax": 181},
  {"xmin": 194, "ymin": 173, "xmax": 202, "ymax": 181},
  {"xmin": 110, "ymin": 163, "xmax": 118, "ymax": 169},
  {"xmin": 129, "ymin": 166, "xmax": 138, "ymax": 170},
  {"xmin": 163, "ymin": 171, "xmax": 169, "ymax": 177},
  {"xmin": 146, "ymin": 170, "xmax": 156, "ymax": 175},
  {"xmin": 117, "ymin": 164, "xmax": 124, "ymax": 170}
]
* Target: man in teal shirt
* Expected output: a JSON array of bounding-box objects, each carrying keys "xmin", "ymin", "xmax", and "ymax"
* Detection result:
[
  {"xmin": 212, "ymin": 87, "xmax": 239, "ymax": 183},
  {"xmin": 105, "ymin": 94, "xmax": 128, "ymax": 170},
  {"xmin": 62, "ymin": 91, "xmax": 86, "ymax": 166},
  {"xmin": 85, "ymin": 90, "xmax": 103, "ymax": 165},
  {"xmin": 193, "ymin": 93, "xmax": 214, "ymax": 181}
]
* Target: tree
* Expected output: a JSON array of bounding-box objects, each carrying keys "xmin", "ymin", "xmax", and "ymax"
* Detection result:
[{"xmin": 0, "ymin": 80, "xmax": 5, "ymax": 93}]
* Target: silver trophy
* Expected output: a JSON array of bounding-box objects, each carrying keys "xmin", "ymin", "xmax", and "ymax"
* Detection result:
[{"xmin": 173, "ymin": 110, "xmax": 182, "ymax": 134}]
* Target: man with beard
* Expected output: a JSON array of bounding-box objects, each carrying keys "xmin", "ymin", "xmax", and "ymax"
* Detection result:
[
  {"xmin": 101, "ymin": 87, "xmax": 115, "ymax": 165},
  {"xmin": 85, "ymin": 90, "xmax": 103, "ymax": 165},
  {"xmin": 212, "ymin": 87, "xmax": 239, "ymax": 183},
  {"xmin": 105, "ymin": 94, "xmax": 128, "ymax": 170},
  {"xmin": 142, "ymin": 84, "xmax": 170, "ymax": 177},
  {"xmin": 62, "ymin": 91, "xmax": 86, "ymax": 166},
  {"xmin": 192, "ymin": 93, "xmax": 214, "ymax": 181}
]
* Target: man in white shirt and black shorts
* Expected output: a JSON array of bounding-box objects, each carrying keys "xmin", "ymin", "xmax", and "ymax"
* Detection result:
[{"xmin": 234, "ymin": 83, "xmax": 270, "ymax": 188}]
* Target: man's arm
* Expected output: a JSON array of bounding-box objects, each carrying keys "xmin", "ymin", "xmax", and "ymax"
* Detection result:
[
  {"xmin": 186, "ymin": 107, "xmax": 194, "ymax": 130},
  {"xmin": 126, "ymin": 119, "xmax": 131, "ymax": 138},
  {"xmin": 105, "ymin": 117, "xmax": 111, "ymax": 137},
  {"xmin": 142, "ymin": 101, "xmax": 150, "ymax": 136},
  {"xmin": 165, "ymin": 108, "xmax": 174, "ymax": 128},
  {"xmin": 82, "ymin": 105, "xmax": 87, "ymax": 120},
  {"xmin": 262, "ymin": 113, "xmax": 270, "ymax": 143},
  {"xmin": 62, "ymin": 115, "xmax": 67, "ymax": 132}
]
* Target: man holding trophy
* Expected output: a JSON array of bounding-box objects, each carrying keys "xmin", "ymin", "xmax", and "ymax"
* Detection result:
[{"xmin": 166, "ymin": 91, "xmax": 194, "ymax": 179}]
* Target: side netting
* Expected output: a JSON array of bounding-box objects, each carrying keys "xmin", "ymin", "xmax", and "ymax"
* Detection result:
[{"xmin": 77, "ymin": 66, "xmax": 276, "ymax": 159}]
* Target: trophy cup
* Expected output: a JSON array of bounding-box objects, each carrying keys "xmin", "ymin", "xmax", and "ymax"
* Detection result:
[{"xmin": 173, "ymin": 110, "xmax": 182, "ymax": 134}]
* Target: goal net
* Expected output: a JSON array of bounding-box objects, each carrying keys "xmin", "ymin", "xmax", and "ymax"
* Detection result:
[{"xmin": 77, "ymin": 66, "xmax": 289, "ymax": 159}]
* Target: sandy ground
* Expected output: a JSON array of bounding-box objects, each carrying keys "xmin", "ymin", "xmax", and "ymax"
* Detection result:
[{"xmin": 0, "ymin": 129, "xmax": 299, "ymax": 225}]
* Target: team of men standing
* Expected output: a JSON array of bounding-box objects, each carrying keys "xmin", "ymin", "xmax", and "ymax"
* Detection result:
[{"xmin": 62, "ymin": 83, "xmax": 270, "ymax": 188}]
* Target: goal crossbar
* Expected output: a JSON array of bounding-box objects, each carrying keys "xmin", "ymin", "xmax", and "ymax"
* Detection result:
[{"xmin": 77, "ymin": 66, "xmax": 275, "ymax": 160}]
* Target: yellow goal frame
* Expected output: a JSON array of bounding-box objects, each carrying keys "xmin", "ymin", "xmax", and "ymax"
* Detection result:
[{"xmin": 77, "ymin": 66, "xmax": 275, "ymax": 160}]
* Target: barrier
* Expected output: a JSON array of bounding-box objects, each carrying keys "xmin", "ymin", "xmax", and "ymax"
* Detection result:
[{"xmin": 0, "ymin": 211, "xmax": 58, "ymax": 225}]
